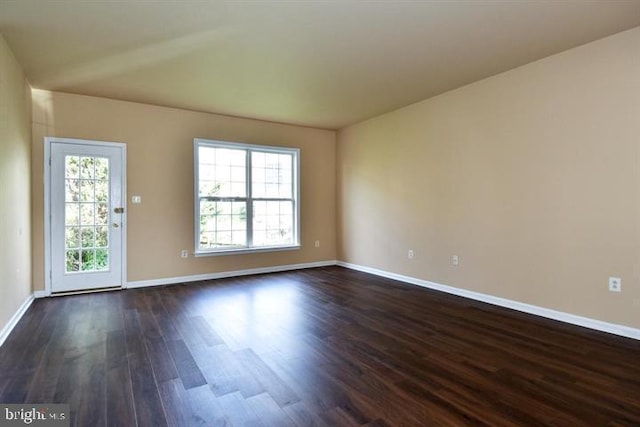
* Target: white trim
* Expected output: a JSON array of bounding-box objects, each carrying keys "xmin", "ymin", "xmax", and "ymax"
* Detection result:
[
  {"xmin": 0, "ymin": 295, "xmax": 35, "ymax": 348},
  {"xmin": 44, "ymin": 139, "xmax": 51, "ymax": 296},
  {"xmin": 44, "ymin": 137, "xmax": 128, "ymax": 295},
  {"xmin": 127, "ymin": 260, "xmax": 337, "ymax": 289},
  {"xmin": 193, "ymin": 138, "xmax": 301, "ymax": 256},
  {"xmin": 337, "ymin": 261, "xmax": 640, "ymax": 341},
  {"xmin": 193, "ymin": 244, "xmax": 301, "ymax": 257}
]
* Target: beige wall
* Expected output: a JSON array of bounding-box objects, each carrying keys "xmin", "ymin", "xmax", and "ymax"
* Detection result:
[
  {"xmin": 337, "ymin": 28, "xmax": 640, "ymax": 328},
  {"xmin": 0, "ymin": 34, "xmax": 32, "ymax": 330},
  {"xmin": 32, "ymin": 91, "xmax": 336, "ymax": 289}
]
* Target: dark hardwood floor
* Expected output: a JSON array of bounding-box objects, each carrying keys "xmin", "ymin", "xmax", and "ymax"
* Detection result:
[{"xmin": 1, "ymin": 266, "xmax": 639, "ymax": 426}]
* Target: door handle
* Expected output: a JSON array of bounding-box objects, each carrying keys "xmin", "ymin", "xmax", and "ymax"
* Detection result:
[
  {"xmin": 112, "ymin": 223, "xmax": 120, "ymax": 228},
  {"xmin": 114, "ymin": 207, "xmax": 124, "ymax": 214}
]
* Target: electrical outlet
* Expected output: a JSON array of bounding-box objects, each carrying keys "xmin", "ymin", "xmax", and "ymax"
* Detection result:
[
  {"xmin": 452, "ymin": 255, "xmax": 459, "ymax": 266},
  {"xmin": 408, "ymin": 250, "xmax": 414, "ymax": 259},
  {"xmin": 315, "ymin": 240, "xmax": 320, "ymax": 248},
  {"xmin": 131, "ymin": 195, "xmax": 142, "ymax": 204},
  {"xmin": 180, "ymin": 250, "xmax": 189, "ymax": 259},
  {"xmin": 608, "ymin": 277, "xmax": 621, "ymax": 292}
]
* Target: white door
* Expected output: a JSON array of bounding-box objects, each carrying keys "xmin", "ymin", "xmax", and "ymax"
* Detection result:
[{"xmin": 49, "ymin": 139, "xmax": 126, "ymax": 293}]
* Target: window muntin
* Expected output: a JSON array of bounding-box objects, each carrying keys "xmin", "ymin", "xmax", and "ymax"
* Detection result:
[{"xmin": 194, "ymin": 139, "xmax": 299, "ymax": 255}]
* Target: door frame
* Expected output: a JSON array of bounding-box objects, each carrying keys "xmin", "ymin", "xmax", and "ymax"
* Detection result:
[{"xmin": 44, "ymin": 137, "xmax": 128, "ymax": 296}]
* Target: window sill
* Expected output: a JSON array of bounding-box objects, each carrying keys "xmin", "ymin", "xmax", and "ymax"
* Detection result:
[{"xmin": 193, "ymin": 244, "xmax": 301, "ymax": 257}]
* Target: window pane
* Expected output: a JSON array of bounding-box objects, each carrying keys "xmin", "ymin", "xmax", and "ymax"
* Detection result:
[
  {"xmin": 65, "ymin": 156, "xmax": 80, "ymax": 179},
  {"xmin": 252, "ymin": 200, "xmax": 294, "ymax": 247},
  {"xmin": 81, "ymin": 249, "xmax": 95, "ymax": 271},
  {"xmin": 198, "ymin": 146, "xmax": 246, "ymax": 197},
  {"xmin": 96, "ymin": 226, "xmax": 108, "ymax": 247},
  {"xmin": 81, "ymin": 226, "xmax": 95, "ymax": 248},
  {"xmin": 199, "ymin": 180, "xmax": 221, "ymax": 197},
  {"xmin": 96, "ymin": 203, "xmax": 108, "ymax": 225},
  {"xmin": 80, "ymin": 180, "xmax": 95, "ymax": 202},
  {"xmin": 65, "ymin": 155, "xmax": 110, "ymax": 273},
  {"xmin": 95, "ymin": 249, "xmax": 109, "ymax": 270},
  {"xmin": 199, "ymin": 200, "xmax": 246, "ymax": 249},
  {"xmin": 195, "ymin": 140, "xmax": 298, "ymax": 253},
  {"xmin": 80, "ymin": 203, "xmax": 94, "ymax": 225},
  {"xmin": 65, "ymin": 203, "xmax": 79, "ymax": 225},
  {"xmin": 95, "ymin": 180, "xmax": 108, "ymax": 202},
  {"xmin": 95, "ymin": 158, "xmax": 109, "ymax": 180},
  {"xmin": 251, "ymin": 151, "xmax": 292, "ymax": 199},
  {"xmin": 216, "ymin": 231, "xmax": 232, "ymax": 246},
  {"xmin": 66, "ymin": 250, "xmax": 80, "ymax": 272},
  {"xmin": 80, "ymin": 157, "xmax": 95, "ymax": 179},
  {"xmin": 232, "ymin": 203, "xmax": 246, "ymax": 231},
  {"xmin": 65, "ymin": 179, "xmax": 79, "ymax": 202},
  {"xmin": 65, "ymin": 226, "xmax": 79, "ymax": 249}
]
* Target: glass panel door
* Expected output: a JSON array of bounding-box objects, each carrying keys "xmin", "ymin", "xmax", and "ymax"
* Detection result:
[{"xmin": 50, "ymin": 141, "xmax": 125, "ymax": 293}]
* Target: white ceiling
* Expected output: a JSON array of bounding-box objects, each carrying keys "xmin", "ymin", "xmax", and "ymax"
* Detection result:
[{"xmin": 1, "ymin": 0, "xmax": 639, "ymax": 129}]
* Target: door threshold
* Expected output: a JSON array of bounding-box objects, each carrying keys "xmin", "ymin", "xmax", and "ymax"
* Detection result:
[{"xmin": 50, "ymin": 286, "xmax": 122, "ymax": 297}]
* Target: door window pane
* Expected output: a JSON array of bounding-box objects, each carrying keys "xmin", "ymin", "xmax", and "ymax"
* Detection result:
[
  {"xmin": 64, "ymin": 155, "xmax": 110, "ymax": 273},
  {"xmin": 65, "ymin": 227, "xmax": 79, "ymax": 249},
  {"xmin": 66, "ymin": 250, "xmax": 80, "ymax": 272}
]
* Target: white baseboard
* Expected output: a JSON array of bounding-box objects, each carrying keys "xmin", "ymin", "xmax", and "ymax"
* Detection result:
[
  {"xmin": 33, "ymin": 290, "xmax": 48, "ymax": 298},
  {"xmin": 337, "ymin": 261, "xmax": 640, "ymax": 341},
  {"xmin": 127, "ymin": 260, "xmax": 338, "ymax": 289},
  {"xmin": 24, "ymin": 259, "xmax": 639, "ymax": 341},
  {"xmin": 0, "ymin": 294, "xmax": 35, "ymax": 348}
]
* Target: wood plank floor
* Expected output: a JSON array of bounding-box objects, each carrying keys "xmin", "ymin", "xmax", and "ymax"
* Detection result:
[{"xmin": 0, "ymin": 266, "xmax": 638, "ymax": 426}]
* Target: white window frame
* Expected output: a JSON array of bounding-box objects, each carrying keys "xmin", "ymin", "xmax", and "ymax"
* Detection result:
[{"xmin": 194, "ymin": 138, "xmax": 301, "ymax": 256}]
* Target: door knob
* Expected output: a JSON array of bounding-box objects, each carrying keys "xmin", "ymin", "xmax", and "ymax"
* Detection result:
[
  {"xmin": 112, "ymin": 223, "xmax": 120, "ymax": 228},
  {"xmin": 114, "ymin": 207, "xmax": 124, "ymax": 214}
]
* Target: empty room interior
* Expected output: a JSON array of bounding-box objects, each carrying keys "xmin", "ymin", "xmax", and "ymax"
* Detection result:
[{"xmin": 1, "ymin": 0, "xmax": 639, "ymax": 425}]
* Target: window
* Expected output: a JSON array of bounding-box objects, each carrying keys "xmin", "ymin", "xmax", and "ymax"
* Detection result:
[{"xmin": 194, "ymin": 139, "xmax": 300, "ymax": 255}]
